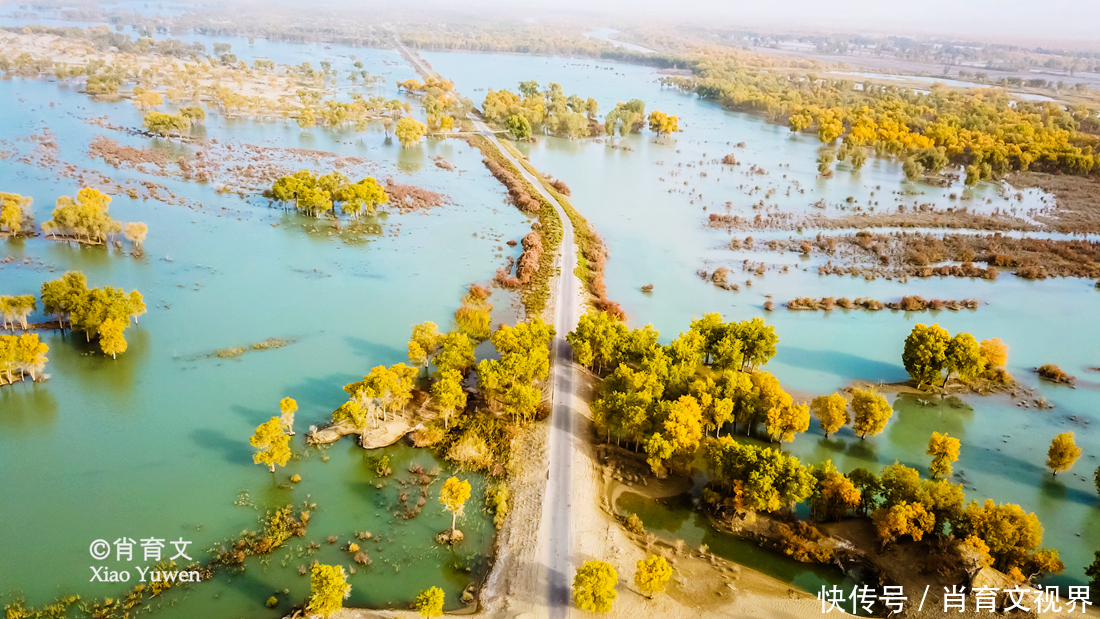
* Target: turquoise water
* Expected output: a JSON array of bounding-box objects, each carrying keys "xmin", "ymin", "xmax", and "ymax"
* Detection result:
[
  {"xmin": 426, "ymin": 50, "xmax": 1100, "ymax": 588},
  {"xmin": 0, "ymin": 53, "xmax": 527, "ymax": 614}
]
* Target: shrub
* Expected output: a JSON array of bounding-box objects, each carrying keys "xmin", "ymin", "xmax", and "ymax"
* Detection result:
[{"xmin": 1037, "ymin": 364, "xmax": 1075, "ymax": 385}]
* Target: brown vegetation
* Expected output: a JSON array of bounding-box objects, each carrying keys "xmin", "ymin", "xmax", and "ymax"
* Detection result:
[
  {"xmin": 786, "ymin": 296, "xmax": 976, "ymax": 311},
  {"xmin": 1036, "ymin": 364, "xmax": 1076, "ymax": 385},
  {"xmin": 383, "ymin": 178, "xmax": 449, "ymax": 212},
  {"xmin": 481, "ymin": 156, "xmax": 539, "ymax": 213},
  {"xmin": 1012, "ymin": 171, "xmax": 1100, "ymax": 234}
]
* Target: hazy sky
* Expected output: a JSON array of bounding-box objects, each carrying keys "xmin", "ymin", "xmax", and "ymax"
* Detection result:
[{"xmin": 455, "ymin": 0, "xmax": 1100, "ymax": 46}]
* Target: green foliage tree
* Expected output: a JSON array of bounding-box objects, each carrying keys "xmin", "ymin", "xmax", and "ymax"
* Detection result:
[
  {"xmin": 573, "ymin": 560, "xmax": 618, "ymax": 612},
  {"xmin": 142, "ymin": 111, "xmax": 191, "ymax": 137},
  {"xmin": 505, "ymin": 114, "xmax": 532, "ymax": 140},
  {"xmin": 308, "ymin": 564, "xmax": 350, "ymax": 619}
]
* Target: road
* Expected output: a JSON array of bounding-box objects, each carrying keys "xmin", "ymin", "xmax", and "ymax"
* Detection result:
[{"xmin": 394, "ymin": 36, "xmax": 581, "ymax": 619}]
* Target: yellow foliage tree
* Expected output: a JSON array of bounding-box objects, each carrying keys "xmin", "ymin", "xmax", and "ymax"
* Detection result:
[
  {"xmin": 415, "ymin": 587, "xmax": 445, "ymax": 618},
  {"xmin": 308, "ymin": 564, "xmax": 350, "ymax": 619},
  {"xmin": 250, "ymin": 417, "xmax": 291, "ymax": 473},
  {"xmin": 851, "ymin": 389, "xmax": 892, "ymax": 439},
  {"xmin": 810, "ymin": 392, "xmax": 849, "ymax": 437},
  {"xmin": 872, "ymin": 501, "xmax": 934, "ymax": 546},
  {"xmin": 633, "ymin": 555, "xmax": 672, "ymax": 598},
  {"xmin": 1046, "ymin": 432, "xmax": 1082, "ymax": 476},
  {"xmin": 439, "ymin": 476, "xmax": 472, "ymax": 536},
  {"xmin": 573, "ymin": 560, "xmax": 618, "ymax": 612},
  {"xmin": 396, "ymin": 116, "xmax": 427, "ymax": 148},
  {"xmin": 927, "ymin": 431, "xmax": 961, "ymax": 479},
  {"xmin": 979, "ymin": 338, "xmax": 1008, "ymax": 368}
]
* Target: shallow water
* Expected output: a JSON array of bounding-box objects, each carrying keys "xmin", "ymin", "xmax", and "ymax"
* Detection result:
[
  {"xmin": 0, "ymin": 53, "xmax": 527, "ymax": 613},
  {"xmin": 426, "ymin": 50, "xmax": 1100, "ymax": 587}
]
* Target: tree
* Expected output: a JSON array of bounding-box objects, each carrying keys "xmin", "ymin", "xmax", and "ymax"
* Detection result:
[
  {"xmin": 848, "ymin": 468, "xmax": 882, "ymax": 516},
  {"xmin": 902, "ymin": 323, "xmax": 950, "ymax": 388},
  {"xmin": 1046, "ymin": 432, "xmax": 1082, "ymax": 475},
  {"xmin": 142, "ymin": 111, "xmax": 190, "ymax": 137},
  {"xmin": 633, "ymin": 555, "xmax": 672, "ymax": 598},
  {"xmin": 42, "ymin": 187, "xmax": 122, "ymax": 244},
  {"xmin": 408, "ymin": 321, "xmax": 444, "ymax": 371},
  {"xmin": 705, "ymin": 437, "xmax": 815, "ymax": 512},
  {"xmin": 567, "ymin": 311, "xmax": 627, "ymax": 374},
  {"xmin": 250, "ymin": 417, "xmax": 291, "ymax": 473},
  {"xmin": 644, "ymin": 395, "xmax": 704, "ymax": 475},
  {"xmin": 396, "ymin": 117, "xmax": 427, "ymax": 148},
  {"xmin": 344, "ymin": 363, "xmax": 417, "ymax": 425},
  {"xmin": 431, "ymin": 369, "xmax": 466, "ymax": 428},
  {"xmin": 2, "ymin": 333, "xmax": 48, "ymax": 382},
  {"xmin": 505, "ymin": 114, "xmax": 532, "ymax": 140},
  {"xmin": 98, "ymin": 317, "xmax": 127, "ymax": 359},
  {"xmin": 415, "ymin": 587, "xmax": 445, "ymax": 618},
  {"xmin": 927, "ymin": 431, "xmax": 960, "ymax": 479},
  {"xmin": 943, "ymin": 332, "xmax": 983, "ymax": 387},
  {"xmin": 902, "ymin": 157, "xmax": 924, "ymax": 181},
  {"xmin": 40, "ymin": 271, "xmax": 88, "ymax": 329},
  {"xmin": 573, "ymin": 560, "xmax": 618, "ymax": 612},
  {"xmin": 308, "ymin": 564, "xmax": 350, "ymax": 619},
  {"xmin": 647, "ymin": 110, "xmax": 680, "ymax": 137},
  {"xmin": 956, "ymin": 499, "xmax": 1053, "ymax": 572},
  {"xmin": 812, "ymin": 461, "xmax": 861, "ymax": 521},
  {"xmin": 736, "ymin": 317, "xmax": 778, "ymax": 371},
  {"xmin": 476, "ymin": 318, "xmax": 555, "ymax": 422},
  {"xmin": 123, "ymin": 222, "xmax": 148, "ymax": 253},
  {"xmin": 0, "ymin": 295, "xmax": 35, "ymax": 331},
  {"xmin": 765, "ymin": 401, "xmax": 809, "ymax": 444},
  {"xmin": 979, "ymin": 338, "xmax": 1008, "ymax": 368},
  {"xmin": 811, "ymin": 392, "xmax": 849, "ymax": 437},
  {"xmin": 279, "ymin": 397, "xmax": 298, "ymax": 435},
  {"xmin": 872, "ymin": 501, "xmax": 935, "ymax": 546},
  {"xmin": 439, "ymin": 477, "xmax": 472, "ymax": 537},
  {"xmin": 851, "ymin": 389, "xmax": 892, "ymax": 439},
  {"xmin": 0, "ymin": 193, "xmax": 32, "ymax": 235},
  {"xmin": 132, "ymin": 90, "xmax": 163, "ymax": 110}
]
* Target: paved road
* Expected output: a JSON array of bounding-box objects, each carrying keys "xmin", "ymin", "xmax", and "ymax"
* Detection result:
[
  {"xmin": 470, "ymin": 115, "xmax": 580, "ymax": 619},
  {"xmin": 395, "ymin": 37, "xmax": 581, "ymax": 619}
]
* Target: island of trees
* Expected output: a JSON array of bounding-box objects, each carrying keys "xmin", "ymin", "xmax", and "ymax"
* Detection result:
[{"xmin": 568, "ymin": 310, "xmax": 1065, "ymax": 607}]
